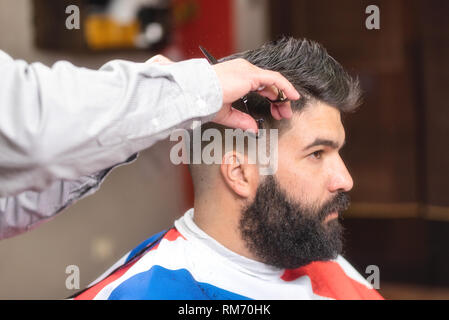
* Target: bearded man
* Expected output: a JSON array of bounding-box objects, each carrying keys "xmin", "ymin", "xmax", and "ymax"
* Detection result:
[{"xmin": 74, "ymin": 37, "xmax": 383, "ymax": 300}]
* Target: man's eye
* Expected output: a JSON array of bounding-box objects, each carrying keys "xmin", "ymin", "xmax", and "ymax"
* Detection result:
[{"xmin": 310, "ymin": 150, "xmax": 323, "ymax": 160}]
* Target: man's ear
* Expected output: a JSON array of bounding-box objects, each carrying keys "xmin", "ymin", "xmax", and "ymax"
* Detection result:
[{"xmin": 220, "ymin": 151, "xmax": 259, "ymax": 198}]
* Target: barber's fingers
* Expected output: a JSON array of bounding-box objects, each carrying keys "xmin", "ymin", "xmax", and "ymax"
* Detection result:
[
  {"xmin": 257, "ymin": 85, "xmax": 280, "ymax": 101},
  {"xmin": 147, "ymin": 54, "xmax": 174, "ymax": 65},
  {"xmin": 252, "ymin": 69, "xmax": 300, "ymax": 102},
  {"xmin": 270, "ymin": 102, "xmax": 293, "ymax": 120},
  {"xmin": 272, "ymin": 101, "xmax": 293, "ymax": 120},
  {"xmin": 270, "ymin": 104, "xmax": 283, "ymax": 121},
  {"xmin": 258, "ymin": 85, "xmax": 294, "ymax": 120},
  {"xmin": 213, "ymin": 106, "xmax": 258, "ymax": 132}
]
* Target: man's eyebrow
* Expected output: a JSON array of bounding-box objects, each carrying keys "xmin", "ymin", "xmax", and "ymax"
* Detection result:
[{"xmin": 302, "ymin": 138, "xmax": 345, "ymax": 151}]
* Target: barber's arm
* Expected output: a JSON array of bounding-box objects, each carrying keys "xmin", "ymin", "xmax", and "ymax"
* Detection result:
[
  {"xmin": 0, "ymin": 50, "xmax": 298, "ymax": 240},
  {"xmin": 0, "ymin": 51, "xmax": 223, "ymax": 197},
  {"xmin": 0, "ymin": 51, "xmax": 223, "ymax": 239},
  {"xmin": 0, "ymin": 158, "xmax": 134, "ymax": 240}
]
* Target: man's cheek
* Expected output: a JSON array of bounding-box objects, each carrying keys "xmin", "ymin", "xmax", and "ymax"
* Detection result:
[{"xmin": 282, "ymin": 178, "xmax": 311, "ymax": 206}]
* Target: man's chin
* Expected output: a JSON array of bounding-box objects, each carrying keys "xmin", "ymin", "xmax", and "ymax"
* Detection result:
[
  {"xmin": 284, "ymin": 246, "xmax": 343, "ymax": 269},
  {"xmin": 276, "ymin": 251, "xmax": 342, "ymax": 270},
  {"xmin": 239, "ymin": 175, "xmax": 346, "ymax": 270}
]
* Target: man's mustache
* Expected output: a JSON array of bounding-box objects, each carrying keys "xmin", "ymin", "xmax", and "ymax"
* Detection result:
[{"xmin": 318, "ymin": 192, "xmax": 351, "ymax": 222}]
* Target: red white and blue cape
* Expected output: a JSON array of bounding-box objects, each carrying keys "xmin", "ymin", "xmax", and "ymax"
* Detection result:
[{"xmin": 74, "ymin": 209, "xmax": 384, "ymax": 300}]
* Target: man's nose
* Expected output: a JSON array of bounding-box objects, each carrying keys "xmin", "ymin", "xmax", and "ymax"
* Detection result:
[{"xmin": 328, "ymin": 157, "xmax": 354, "ymax": 193}]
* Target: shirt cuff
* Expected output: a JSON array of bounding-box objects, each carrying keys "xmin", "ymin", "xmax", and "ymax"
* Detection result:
[{"xmin": 162, "ymin": 58, "xmax": 223, "ymax": 123}]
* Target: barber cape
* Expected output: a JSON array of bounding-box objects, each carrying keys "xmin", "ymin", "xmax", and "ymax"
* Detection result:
[{"xmin": 74, "ymin": 209, "xmax": 383, "ymax": 300}]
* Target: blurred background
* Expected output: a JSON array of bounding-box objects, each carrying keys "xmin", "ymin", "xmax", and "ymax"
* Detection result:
[{"xmin": 0, "ymin": 0, "xmax": 448, "ymax": 299}]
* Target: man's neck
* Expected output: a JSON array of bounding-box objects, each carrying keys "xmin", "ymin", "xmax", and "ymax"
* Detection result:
[{"xmin": 192, "ymin": 200, "xmax": 260, "ymax": 262}]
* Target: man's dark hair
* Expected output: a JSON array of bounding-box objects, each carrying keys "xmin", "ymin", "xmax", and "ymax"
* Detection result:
[
  {"xmin": 188, "ymin": 37, "xmax": 362, "ymax": 166},
  {"xmin": 218, "ymin": 36, "xmax": 362, "ymax": 131}
]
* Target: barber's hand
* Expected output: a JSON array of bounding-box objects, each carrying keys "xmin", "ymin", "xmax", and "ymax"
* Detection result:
[
  {"xmin": 149, "ymin": 55, "xmax": 300, "ymax": 132},
  {"xmin": 148, "ymin": 54, "xmax": 173, "ymax": 65},
  {"xmin": 212, "ymin": 58, "xmax": 300, "ymax": 132}
]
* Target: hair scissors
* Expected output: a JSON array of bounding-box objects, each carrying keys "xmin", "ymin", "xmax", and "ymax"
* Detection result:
[{"xmin": 199, "ymin": 46, "xmax": 289, "ymax": 132}]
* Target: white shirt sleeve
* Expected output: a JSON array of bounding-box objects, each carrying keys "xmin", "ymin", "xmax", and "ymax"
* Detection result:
[
  {"xmin": 0, "ymin": 51, "xmax": 222, "ymax": 196},
  {"xmin": 0, "ymin": 50, "xmax": 223, "ymax": 239}
]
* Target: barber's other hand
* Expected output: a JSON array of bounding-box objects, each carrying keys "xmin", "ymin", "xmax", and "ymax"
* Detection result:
[
  {"xmin": 147, "ymin": 54, "xmax": 172, "ymax": 64},
  {"xmin": 212, "ymin": 58, "xmax": 300, "ymax": 132}
]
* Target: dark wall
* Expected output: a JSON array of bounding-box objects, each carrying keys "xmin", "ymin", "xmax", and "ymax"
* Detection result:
[{"xmin": 269, "ymin": 0, "xmax": 449, "ymax": 286}]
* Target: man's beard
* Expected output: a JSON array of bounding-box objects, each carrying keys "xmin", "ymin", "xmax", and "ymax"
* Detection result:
[{"xmin": 239, "ymin": 175, "xmax": 350, "ymax": 269}]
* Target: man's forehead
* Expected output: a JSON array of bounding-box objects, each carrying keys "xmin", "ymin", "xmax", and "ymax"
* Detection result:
[{"xmin": 283, "ymin": 102, "xmax": 345, "ymax": 149}]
